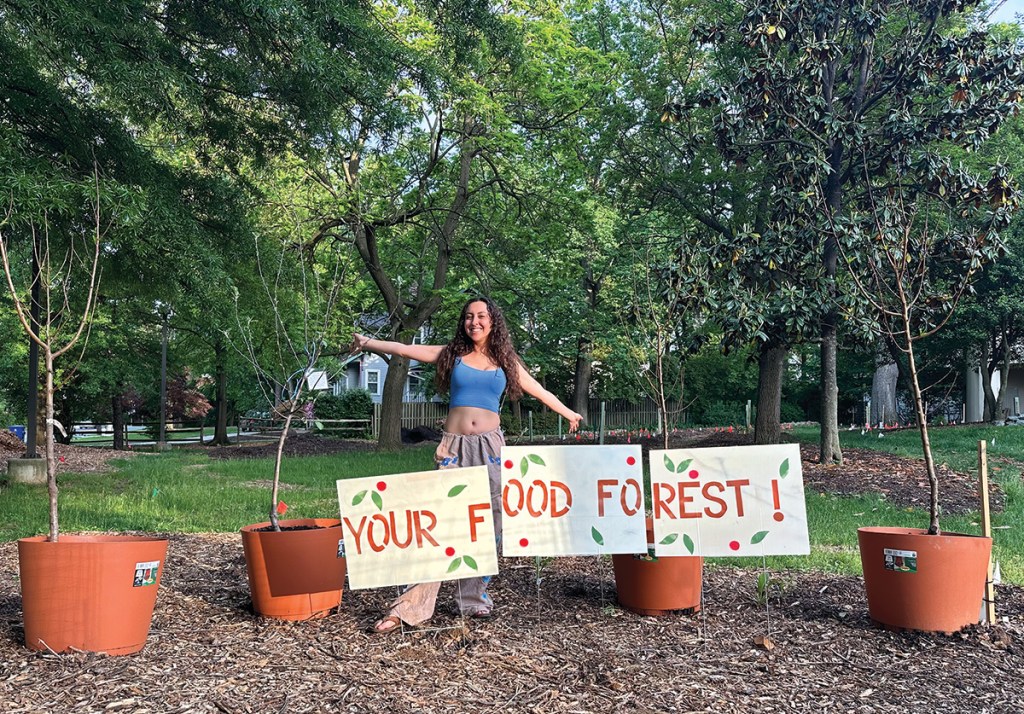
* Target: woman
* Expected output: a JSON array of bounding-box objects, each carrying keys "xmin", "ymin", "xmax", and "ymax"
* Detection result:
[{"xmin": 350, "ymin": 296, "xmax": 583, "ymax": 632}]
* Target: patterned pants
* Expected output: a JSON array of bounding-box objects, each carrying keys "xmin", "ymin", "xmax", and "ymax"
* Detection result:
[{"xmin": 386, "ymin": 428, "xmax": 505, "ymax": 625}]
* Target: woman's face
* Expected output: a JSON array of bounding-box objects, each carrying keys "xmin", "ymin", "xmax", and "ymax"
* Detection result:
[{"xmin": 463, "ymin": 300, "xmax": 493, "ymax": 346}]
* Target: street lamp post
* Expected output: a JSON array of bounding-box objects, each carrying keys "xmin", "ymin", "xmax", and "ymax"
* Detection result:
[{"xmin": 158, "ymin": 306, "xmax": 170, "ymax": 449}]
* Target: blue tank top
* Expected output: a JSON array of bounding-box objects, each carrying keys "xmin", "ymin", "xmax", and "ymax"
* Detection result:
[{"xmin": 449, "ymin": 358, "xmax": 507, "ymax": 413}]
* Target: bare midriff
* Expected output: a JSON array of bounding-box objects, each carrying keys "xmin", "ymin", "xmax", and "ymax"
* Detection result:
[{"xmin": 445, "ymin": 406, "xmax": 501, "ymax": 435}]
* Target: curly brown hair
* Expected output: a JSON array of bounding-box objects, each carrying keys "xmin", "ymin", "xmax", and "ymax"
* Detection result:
[{"xmin": 435, "ymin": 296, "xmax": 523, "ymax": 401}]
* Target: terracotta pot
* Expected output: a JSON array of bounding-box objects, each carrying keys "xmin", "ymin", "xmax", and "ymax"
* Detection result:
[
  {"xmin": 858, "ymin": 526, "xmax": 992, "ymax": 633},
  {"xmin": 240, "ymin": 518, "xmax": 346, "ymax": 620},
  {"xmin": 612, "ymin": 520, "xmax": 702, "ymax": 616},
  {"xmin": 18, "ymin": 534, "xmax": 168, "ymax": 655}
]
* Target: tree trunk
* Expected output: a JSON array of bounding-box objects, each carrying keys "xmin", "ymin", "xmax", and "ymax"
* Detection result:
[
  {"xmin": 44, "ymin": 350, "xmax": 59, "ymax": 541},
  {"xmin": 754, "ymin": 343, "xmax": 786, "ymax": 445},
  {"xmin": 212, "ymin": 342, "xmax": 230, "ymax": 445},
  {"xmin": 377, "ymin": 354, "xmax": 411, "ymax": 450},
  {"xmin": 980, "ymin": 339, "xmax": 997, "ymax": 423},
  {"xmin": 819, "ymin": 324, "xmax": 842, "ymax": 463},
  {"xmin": 112, "ymin": 393, "xmax": 124, "ymax": 450},
  {"xmin": 819, "ymin": 137, "xmax": 843, "ymax": 464},
  {"xmin": 571, "ymin": 336, "xmax": 592, "ymax": 425},
  {"xmin": 870, "ymin": 345, "xmax": 899, "ymax": 426},
  {"xmin": 995, "ymin": 338, "xmax": 1012, "ymax": 423}
]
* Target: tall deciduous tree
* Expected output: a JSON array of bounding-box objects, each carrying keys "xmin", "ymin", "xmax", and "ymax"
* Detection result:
[{"xmin": 304, "ymin": 0, "xmax": 608, "ymax": 448}]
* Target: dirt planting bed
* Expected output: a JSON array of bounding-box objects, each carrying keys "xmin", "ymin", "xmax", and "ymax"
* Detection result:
[{"xmin": 1, "ymin": 535, "xmax": 1022, "ymax": 713}]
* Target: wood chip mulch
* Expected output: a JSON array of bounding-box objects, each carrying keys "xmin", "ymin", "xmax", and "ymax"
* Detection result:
[
  {"xmin": 1, "ymin": 534, "xmax": 1022, "ymax": 713},
  {"xmin": 3, "ymin": 429, "xmax": 1024, "ymax": 712},
  {"xmin": 0, "ymin": 438, "xmax": 131, "ymax": 476}
]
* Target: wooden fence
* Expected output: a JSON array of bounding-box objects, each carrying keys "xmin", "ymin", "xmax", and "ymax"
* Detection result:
[
  {"xmin": 69, "ymin": 420, "xmax": 224, "ymax": 446},
  {"xmin": 370, "ymin": 398, "xmax": 688, "ymax": 438},
  {"xmin": 371, "ymin": 402, "xmax": 447, "ymax": 437},
  {"xmin": 586, "ymin": 397, "xmax": 688, "ymax": 430},
  {"xmin": 69, "ymin": 398, "xmax": 688, "ymax": 445}
]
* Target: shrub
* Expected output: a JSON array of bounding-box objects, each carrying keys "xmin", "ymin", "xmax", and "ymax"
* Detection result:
[
  {"xmin": 500, "ymin": 410, "xmax": 564, "ymax": 436},
  {"xmin": 700, "ymin": 400, "xmax": 745, "ymax": 427},
  {"xmin": 779, "ymin": 401, "xmax": 806, "ymax": 423},
  {"xmin": 315, "ymin": 389, "xmax": 373, "ymax": 421}
]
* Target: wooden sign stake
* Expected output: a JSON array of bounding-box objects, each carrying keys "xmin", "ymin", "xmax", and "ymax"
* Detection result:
[{"xmin": 979, "ymin": 439, "xmax": 996, "ymax": 624}]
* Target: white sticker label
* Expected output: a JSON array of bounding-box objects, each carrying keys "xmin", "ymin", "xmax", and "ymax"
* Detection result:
[{"xmin": 133, "ymin": 560, "xmax": 160, "ymax": 587}]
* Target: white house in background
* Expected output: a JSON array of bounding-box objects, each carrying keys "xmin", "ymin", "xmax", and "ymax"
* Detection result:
[
  {"xmin": 965, "ymin": 363, "xmax": 1024, "ymax": 422},
  {"xmin": 330, "ymin": 323, "xmax": 442, "ymax": 405}
]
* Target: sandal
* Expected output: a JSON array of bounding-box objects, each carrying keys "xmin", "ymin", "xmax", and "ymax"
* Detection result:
[{"xmin": 371, "ymin": 615, "xmax": 402, "ymax": 634}]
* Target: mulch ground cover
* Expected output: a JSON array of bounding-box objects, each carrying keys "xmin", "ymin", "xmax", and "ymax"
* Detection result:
[{"xmin": 2, "ymin": 430, "xmax": 1022, "ymax": 712}]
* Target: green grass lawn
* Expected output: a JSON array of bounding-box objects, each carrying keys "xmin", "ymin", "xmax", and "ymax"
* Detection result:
[
  {"xmin": 0, "ymin": 446, "xmax": 436, "ymax": 539},
  {"xmin": 3, "ymin": 424, "xmax": 1021, "ymax": 584}
]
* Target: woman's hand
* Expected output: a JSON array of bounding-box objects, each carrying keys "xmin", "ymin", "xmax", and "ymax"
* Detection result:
[
  {"xmin": 567, "ymin": 412, "xmax": 584, "ymax": 433},
  {"xmin": 349, "ymin": 332, "xmax": 370, "ymax": 354}
]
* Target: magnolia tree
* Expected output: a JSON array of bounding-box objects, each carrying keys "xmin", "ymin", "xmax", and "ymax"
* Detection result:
[
  {"xmin": 653, "ymin": 0, "xmax": 1024, "ymax": 464},
  {"xmin": 0, "ymin": 179, "xmax": 105, "ymax": 541},
  {"xmin": 842, "ymin": 166, "xmax": 1017, "ymax": 534}
]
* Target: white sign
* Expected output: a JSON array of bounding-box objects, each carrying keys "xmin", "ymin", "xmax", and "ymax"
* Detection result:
[
  {"xmin": 501, "ymin": 445, "xmax": 647, "ymax": 556},
  {"xmin": 650, "ymin": 444, "xmax": 809, "ymax": 557},
  {"xmin": 336, "ymin": 466, "xmax": 498, "ymax": 590}
]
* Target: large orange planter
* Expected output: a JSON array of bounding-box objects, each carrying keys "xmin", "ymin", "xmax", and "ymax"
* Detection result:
[
  {"xmin": 612, "ymin": 520, "xmax": 702, "ymax": 616},
  {"xmin": 18, "ymin": 535, "xmax": 168, "ymax": 655},
  {"xmin": 240, "ymin": 518, "xmax": 346, "ymax": 620},
  {"xmin": 858, "ymin": 526, "xmax": 992, "ymax": 633}
]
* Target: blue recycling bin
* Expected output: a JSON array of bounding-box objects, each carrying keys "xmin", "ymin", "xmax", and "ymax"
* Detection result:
[{"xmin": 8, "ymin": 425, "xmax": 26, "ymax": 442}]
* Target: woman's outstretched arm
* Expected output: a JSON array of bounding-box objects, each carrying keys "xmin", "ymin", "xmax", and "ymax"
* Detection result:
[
  {"xmin": 515, "ymin": 363, "xmax": 584, "ymax": 432},
  {"xmin": 350, "ymin": 333, "xmax": 445, "ymax": 363}
]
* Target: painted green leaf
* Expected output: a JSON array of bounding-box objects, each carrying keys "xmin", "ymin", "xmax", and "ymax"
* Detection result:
[
  {"xmin": 750, "ymin": 530, "xmax": 769, "ymax": 545},
  {"xmin": 528, "ymin": 454, "xmax": 546, "ymax": 466},
  {"xmin": 463, "ymin": 555, "xmax": 478, "ymax": 570},
  {"xmin": 591, "ymin": 527, "xmax": 604, "ymax": 546},
  {"xmin": 314, "ymin": 420, "xmax": 324, "ymax": 430},
  {"xmin": 447, "ymin": 484, "xmax": 467, "ymax": 498},
  {"xmin": 659, "ymin": 533, "xmax": 679, "ymax": 545},
  {"xmin": 675, "ymin": 458, "xmax": 693, "ymax": 474},
  {"xmin": 447, "ymin": 557, "xmax": 463, "ymax": 573},
  {"xmin": 371, "ymin": 491, "xmax": 383, "ymax": 512},
  {"xmin": 683, "ymin": 533, "xmax": 695, "ymax": 555},
  {"xmin": 663, "ymin": 455, "xmax": 675, "ymax": 472},
  {"xmin": 779, "ymin": 458, "xmax": 790, "ymax": 479},
  {"xmin": 352, "ymin": 490, "xmax": 368, "ymax": 506},
  {"xmin": 520, "ymin": 456, "xmax": 529, "ymax": 477}
]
